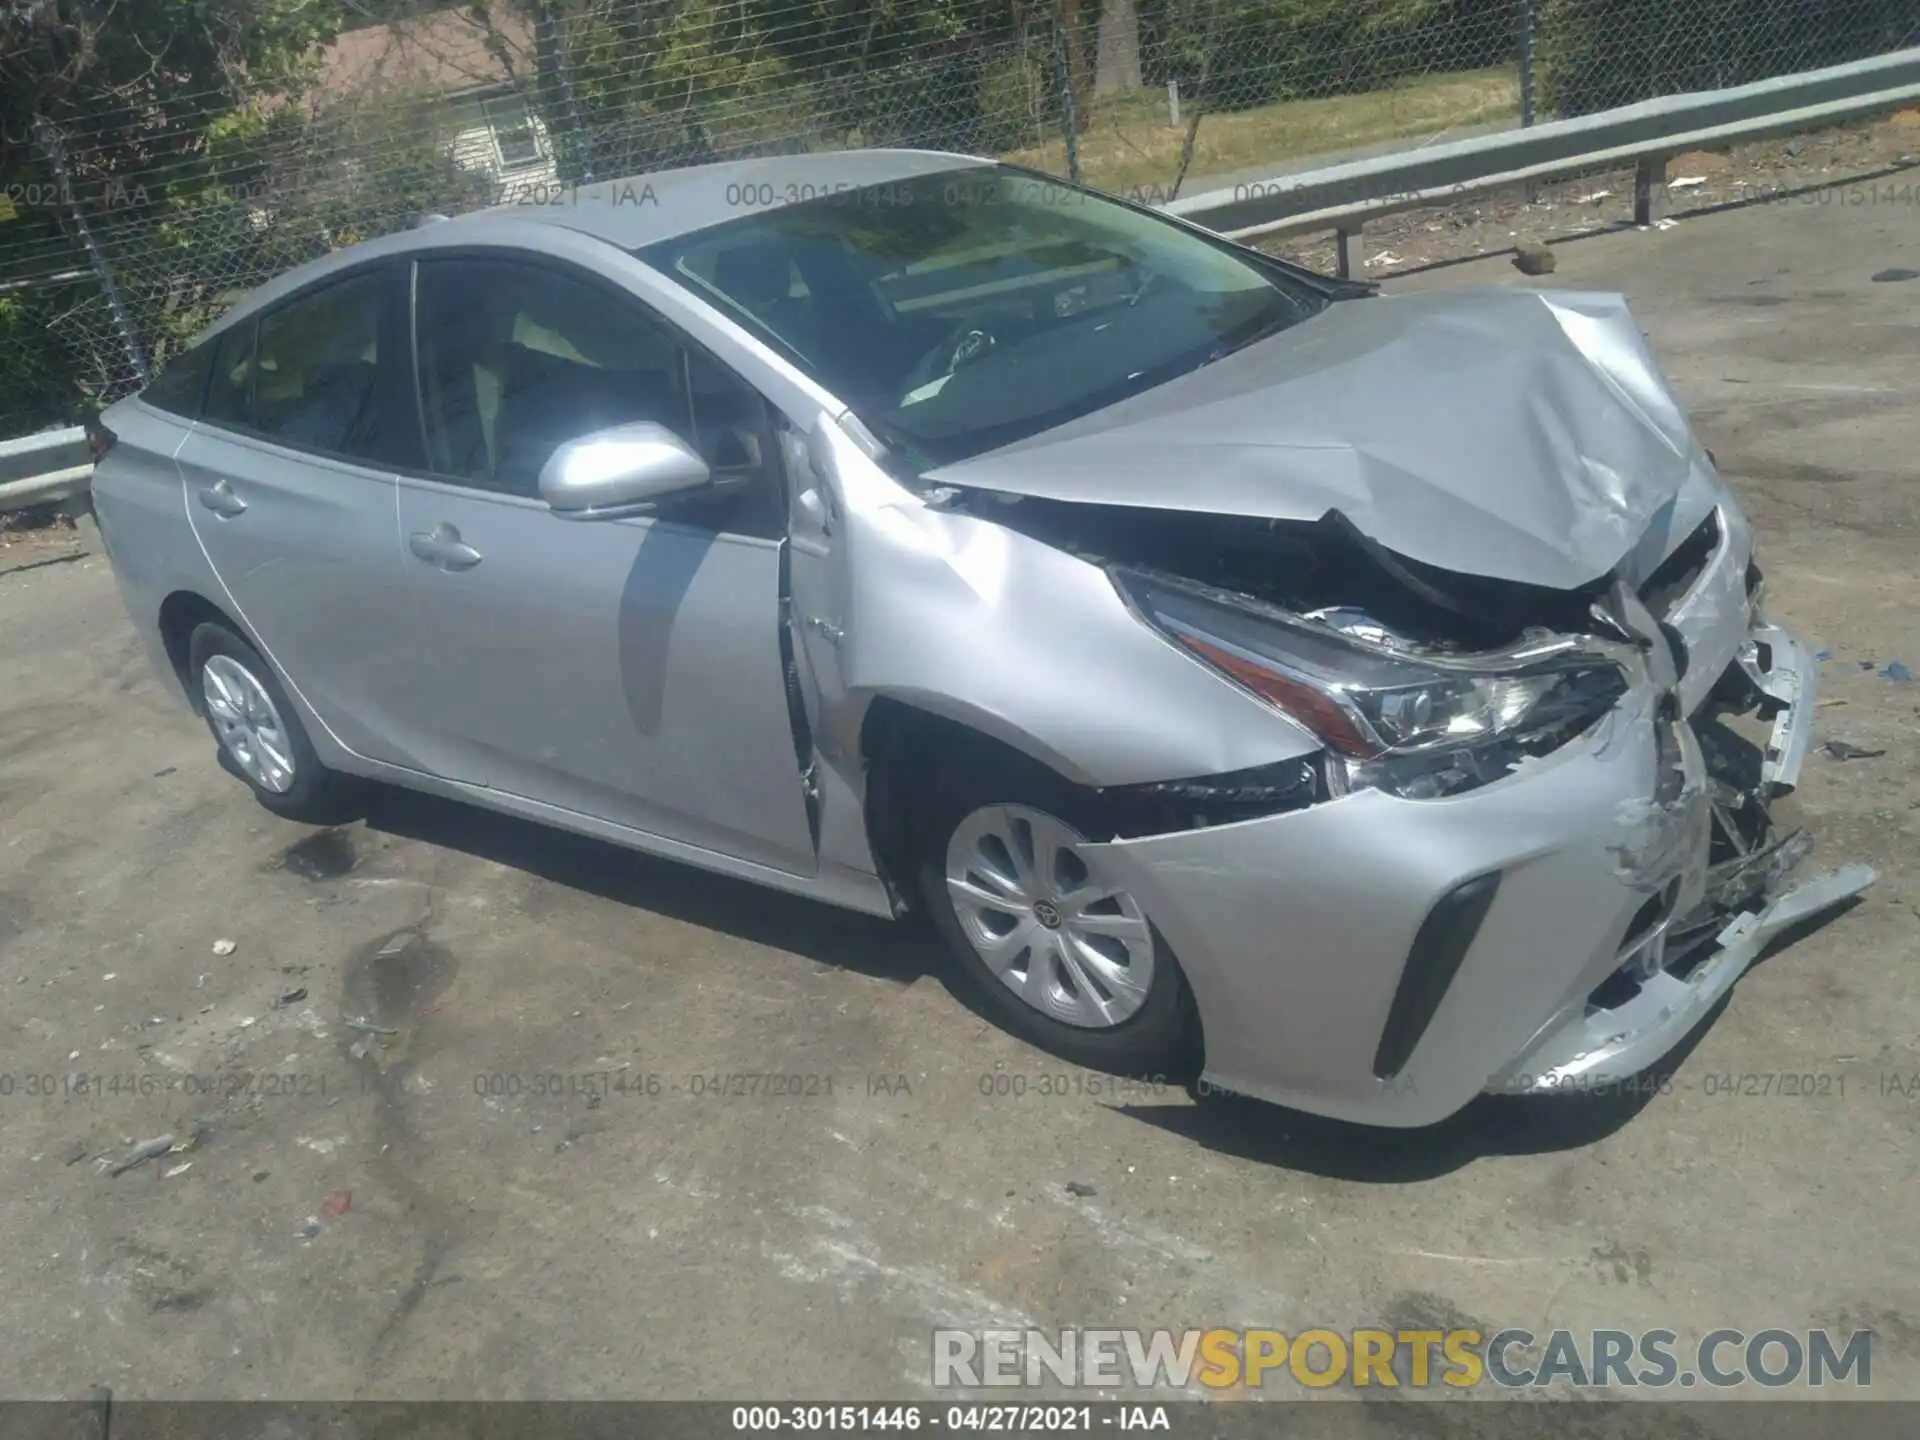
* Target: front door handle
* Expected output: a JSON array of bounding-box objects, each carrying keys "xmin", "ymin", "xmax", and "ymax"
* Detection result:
[
  {"xmin": 408, "ymin": 522, "xmax": 483, "ymax": 572},
  {"xmin": 197, "ymin": 479, "xmax": 247, "ymax": 519}
]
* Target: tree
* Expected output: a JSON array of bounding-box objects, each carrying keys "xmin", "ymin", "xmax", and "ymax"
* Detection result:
[
  {"xmin": 0, "ymin": 0, "xmax": 363, "ymax": 428},
  {"xmin": 1093, "ymin": 0, "xmax": 1140, "ymax": 95}
]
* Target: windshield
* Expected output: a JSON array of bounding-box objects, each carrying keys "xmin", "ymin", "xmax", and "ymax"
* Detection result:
[{"xmin": 637, "ymin": 165, "xmax": 1329, "ymax": 469}]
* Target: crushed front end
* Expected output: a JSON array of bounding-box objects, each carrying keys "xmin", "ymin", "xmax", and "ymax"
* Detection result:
[
  {"xmin": 1481, "ymin": 501, "xmax": 1876, "ymax": 1096},
  {"xmin": 965, "ymin": 482, "xmax": 1874, "ymax": 1126}
]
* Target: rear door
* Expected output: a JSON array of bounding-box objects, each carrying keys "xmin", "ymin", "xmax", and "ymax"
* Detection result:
[
  {"xmin": 389, "ymin": 253, "xmax": 817, "ymax": 872},
  {"xmin": 175, "ymin": 264, "xmax": 434, "ymax": 768}
]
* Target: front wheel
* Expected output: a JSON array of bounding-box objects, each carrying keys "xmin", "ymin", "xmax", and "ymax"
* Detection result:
[
  {"xmin": 915, "ymin": 779, "xmax": 1199, "ymax": 1078},
  {"xmin": 188, "ymin": 622, "xmax": 356, "ymax": 824}
]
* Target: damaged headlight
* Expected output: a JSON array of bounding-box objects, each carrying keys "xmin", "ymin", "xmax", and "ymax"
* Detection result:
[{"xmin": 1112, "ymin": 567, "xmax": 1630, "ymax": 799}]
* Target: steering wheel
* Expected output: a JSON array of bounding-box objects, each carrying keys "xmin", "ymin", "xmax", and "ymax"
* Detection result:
[
  {"xmin": 902, "ymin": 320, "xmax": 1000, "ymax": 397},
  {"xmin": 947, "ymin": 326, "xmax": 997, "ymax": 372}
]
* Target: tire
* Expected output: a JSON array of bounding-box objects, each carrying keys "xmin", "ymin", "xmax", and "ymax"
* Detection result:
[
  {"xmin": 187, "ymin": 622, "xmax": 356, "ymax": 825},
  {"xmin": 910, "ymin": 755, "xmax": 1200, "ymax": 1079}
]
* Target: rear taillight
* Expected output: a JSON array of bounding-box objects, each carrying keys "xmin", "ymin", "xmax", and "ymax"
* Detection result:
[{"xmin": 85, "ymin": 416, "xmax": 118, "ymax": 461}]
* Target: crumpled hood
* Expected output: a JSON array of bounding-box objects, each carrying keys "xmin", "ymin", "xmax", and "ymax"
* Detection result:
[{"xmin": 926, "ymin": 287, "xmax": 1709, "ymax": 591}]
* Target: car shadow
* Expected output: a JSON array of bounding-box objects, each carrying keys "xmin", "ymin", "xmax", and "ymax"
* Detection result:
[
  {"xmin": 343, "ymin": 782, "xmax": 1866, "ymax": 1182},
  {"xmin": 353, "ymin": 784, "xmax": 942, "ymax": 987},
  {"xmin": 1121, "ymin": 883, "xmax": 1873, "ymax": 1181},
  {"xmin": 1109, "ymin": 1003, "xmax": 1720, "ymax": 1183},
  {"xmin": 1744, "ymin": 892, "xmax": 1867, "ymax": 975}
]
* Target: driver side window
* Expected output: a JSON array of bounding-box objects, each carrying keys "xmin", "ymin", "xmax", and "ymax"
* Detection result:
[{"xmin": 413, "ymin": 257, "xmax": 771, "ymax": 505}]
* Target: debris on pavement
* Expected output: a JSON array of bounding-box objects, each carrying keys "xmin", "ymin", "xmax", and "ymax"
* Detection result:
[
  {"xmin": 1823, "ymin": 740, "xmax": 1885, "ymax": 761},
  {"xmin": 163, "ymin": 1162, "xmax": 193, "ymax": 1179},
  {"xmin": 64, "ymin": 1143, "xmax": 89, "ymax": 1166},
  {"xmin": 1871, "ymin": 268, "xmax": 1920, "ymax": 282},
  {"xmin": 211, "ymin": 939, "xmax": 236, "ymax": 956},
  {"xmin": 1512, "ymin": 240, "xmax": 1555, "ymax": 275},
  {"xmin": 344, "ymin": 1017, "xmax": 399, "ymax": 1036},
  {"xmin": 1654, "ymin": 217, "xmax": 1681, "ymax": 231},
  {"xmin": 1064, "ymin": 1180, "xmax": 1097, "ymax": 1198},
  {"xmin": 1669, "ymin": 176, "xmax": 1709, "ymax": 190},
  {"xmin": 109, "ymin": 1134, "xmax": 177, "ymax": 1177},
  {"xmin": 1881, "ymin": 661, "xmax": 1913, "ymax": 682},
  {"xmin": 321, "ymin": 1189, "xmax": 352, "ymax": 1217},
  {"xmin": 376, "ymin": 933, "xmax": 414, "ymax": 960},
  {"xmin": 274, "ymin": 987, "xmax": 308, "ymax": 1008},
  {"xmin": 300, "ymin": 1218, "xmax": 322, "ymax": 1239}
]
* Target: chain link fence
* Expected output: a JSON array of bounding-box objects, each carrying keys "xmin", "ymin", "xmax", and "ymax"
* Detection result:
[{"xmin": 3, "ymin": 0, "xmax": 1915, "ymax": 437}]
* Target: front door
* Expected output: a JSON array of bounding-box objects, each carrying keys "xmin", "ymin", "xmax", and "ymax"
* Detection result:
[
  {"xmin": 178, "ymin": 264, "xmax": 434, "ymax": 769},
  {"xmin": 392, "ymin": 254, "xmax": 816, "ymax": 874}
]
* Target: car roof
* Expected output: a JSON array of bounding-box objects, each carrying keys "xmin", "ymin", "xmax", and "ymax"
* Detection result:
[
  {"xmin": 195, "ymin": 148, "xmax": 986, "ymax": 343},
  {"xmin": 498, "ymin": 147, "xmax": 982, "ymax": 248}
]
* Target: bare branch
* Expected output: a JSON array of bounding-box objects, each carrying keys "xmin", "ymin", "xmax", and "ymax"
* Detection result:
[{"xmin": 1166, "ymin": 11, "xmax": 1219, "ymax": 202}]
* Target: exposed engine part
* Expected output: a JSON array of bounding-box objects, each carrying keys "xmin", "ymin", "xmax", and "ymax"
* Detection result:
[{"xmin": 949, "ymin": 494, "xmax": 1607, "ymax": 652}]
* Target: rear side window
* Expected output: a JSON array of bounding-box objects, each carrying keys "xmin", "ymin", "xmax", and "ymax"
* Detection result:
[
  {"xmin": 140, "ymin": 344, "xmax": 209, "ymax": 417},
  {"xmin": 251, "ymin": 271, "xmax": 388, "ymax": 457}
]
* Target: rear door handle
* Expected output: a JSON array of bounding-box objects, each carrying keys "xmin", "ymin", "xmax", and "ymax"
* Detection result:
[
  {"xmin": 408, "ymin": 522, "xmax": 483, "ymax": 572},
  {"xmin": 197, "ymin": 479, "xmax": 247, "ymax": 519}
]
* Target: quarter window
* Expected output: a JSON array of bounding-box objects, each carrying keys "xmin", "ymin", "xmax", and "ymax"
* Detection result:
[{"xmin": 140, "ymin": 342, "xmax": 210, "ymax": 418}]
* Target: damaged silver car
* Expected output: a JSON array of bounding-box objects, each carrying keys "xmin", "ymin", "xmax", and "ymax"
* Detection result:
[{"xmin": 91, "ymin": 151, "xmax": 1874, "ymax": 1126}]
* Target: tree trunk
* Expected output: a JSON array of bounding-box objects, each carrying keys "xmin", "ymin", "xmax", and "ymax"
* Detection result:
[
  {"xmin": 1093, "ymin": 0, "xmax": 1141, "ymax": 96},
  {"xmin": 1059, "ymin": 0, "xmax": 1091, "ymax": 107}
]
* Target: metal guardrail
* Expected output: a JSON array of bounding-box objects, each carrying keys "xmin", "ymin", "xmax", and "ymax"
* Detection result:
[
  {"xmin": 0, "ymin": 427, "xmax": 92, "ymax": 515},
  {"xmin": 1165, "ymin": 46, "xmax": 1920, "ymax": 276}
]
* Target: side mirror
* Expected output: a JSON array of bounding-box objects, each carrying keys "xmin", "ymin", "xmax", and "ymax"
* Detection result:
[{"xmin": 539, "ymin": 422, "xmax": 711, "ymax": 518}]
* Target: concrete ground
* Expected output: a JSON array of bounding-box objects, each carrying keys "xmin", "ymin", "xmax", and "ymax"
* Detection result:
[{"xmin": 1, "ymin": 182, "xmax": 1917, "ymax": 1412}]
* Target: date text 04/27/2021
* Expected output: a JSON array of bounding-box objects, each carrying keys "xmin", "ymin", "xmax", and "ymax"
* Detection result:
[{"xmin": 729, "ymin": 1406, "xmax": 1170, "ymax": 1432}]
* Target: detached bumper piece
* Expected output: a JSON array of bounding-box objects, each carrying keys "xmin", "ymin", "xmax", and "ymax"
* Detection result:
[{"xmin": 1488, "ymin": 620, "xmax": 1876, "ymax": 1096}]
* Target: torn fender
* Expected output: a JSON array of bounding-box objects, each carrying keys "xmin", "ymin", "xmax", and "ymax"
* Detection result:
[
  {"xmin": 796, "ymin": 412, "xmax": 1322, "ymax": 789},
  {"xmin": 928, "ymin": 288, "xmax": 1711, "ymax": 592}
]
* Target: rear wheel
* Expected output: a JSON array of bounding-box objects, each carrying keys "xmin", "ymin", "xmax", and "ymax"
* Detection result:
[
  {"xmin": 912, "ymin": 764, "xmax": 1199, "ymax": 1078},
  {"xmin": 188, "ymin": 622, "xmax": 355, "ymax": 824}
]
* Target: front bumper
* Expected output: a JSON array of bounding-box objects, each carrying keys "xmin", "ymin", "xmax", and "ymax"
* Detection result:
[
  {"xmin": 1480, "ymin": 615, "xmax": 1872, "ymax": 1099},
  {"xmin": 1083, "ymin": 509, "xmax": 1874, "ymax": 1127}
]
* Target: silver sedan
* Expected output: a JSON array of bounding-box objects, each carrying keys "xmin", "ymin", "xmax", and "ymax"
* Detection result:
[{"xmin": 90, "ymin": 150, "xmax": 1873, "ymax": 1126}]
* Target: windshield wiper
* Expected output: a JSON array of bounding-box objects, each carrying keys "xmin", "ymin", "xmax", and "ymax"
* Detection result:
[{"xmin": 1207, "ymin": 301, "xmax": 1305, "ymax": 364}]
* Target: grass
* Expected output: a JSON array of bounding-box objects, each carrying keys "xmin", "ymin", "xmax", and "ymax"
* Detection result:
[{"xmin": 1000, "ymin": 66, "xmax": 1521, "ymax": 199}]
